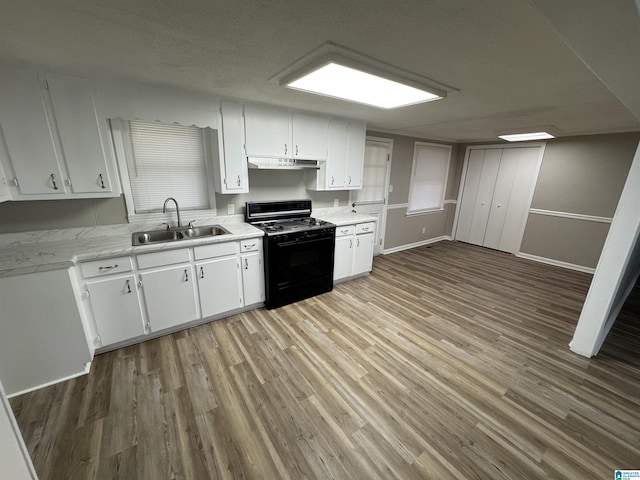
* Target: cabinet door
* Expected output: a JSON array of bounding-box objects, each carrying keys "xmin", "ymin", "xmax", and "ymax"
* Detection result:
[
  {"xmin": 333, "ymin": 234, "xmax": 353, "ymax": 281},
  {"xmin": 86, "ymin": 275, "xmax": 145, "ymax": 347},
  {"xmin": 196, "ymin": 256, "xmax": 243, "ymax": 318},
  {"xmin": 140, "ymin": 264, "xmax": 198, "ymax": 332},
  {"xmin": 352, "ymin": 232, "xmax": 374, "ymax": 276},
  {"xmin": 46, "ymin": 73, "xmax": 113, "ymax": 194},
  {"xmin": 345, "ymin": 120, "xmax": 366, "ymax": 189},
  {"xmin": 291, "ymin": 113, "xmax": 329, "ymax": 160},
  {"xmin": 0, "ymin": 67, "xmax": 65, "ymax": 195},
  {"xmin": 326, "ymin": 119, "xmax": 347, "ymax": 188},
  {"xmin": 218, "ymin": 100, "xmax": 248, "ymax": 193},
  {"xmin": 0, "ymin": 162, "xmax": 9, "ymax": 202},
  {"xmin": 244, "ymin": 104, "xmax": 290, "ymax": 158},
  {"xmin": 241, "ymin": 251, "xmax": 265, "ymax": 305}
]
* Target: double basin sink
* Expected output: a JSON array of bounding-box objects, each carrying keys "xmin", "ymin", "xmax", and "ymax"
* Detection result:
[{"xmin": 132, "ymin": 225, "xmax": 230, "ymax": 246}]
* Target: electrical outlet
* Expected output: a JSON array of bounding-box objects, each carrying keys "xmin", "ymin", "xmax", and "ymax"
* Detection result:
[
  {"xmin": 227, "ymin": 204, "xmax": 235, "ymax": 215},
  {"xmin": 389, "ymin": 184, "xmax": 394, "ymax": 193},
  {"xmin": 422, "ymin": 227, "xmax": 426, "ymax": 234},
  {"xmin": 333, "ymin": 199, "xmax": 339, "ymax": 207}
]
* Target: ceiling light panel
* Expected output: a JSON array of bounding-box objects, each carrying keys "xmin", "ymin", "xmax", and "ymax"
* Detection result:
[
  {"xmin": 498, "ymin": 132, "xmax": 555, "ymax": 142},
  {"xmin": 286, "ymin": 63, "xmax": 442, "ymax": 109}
]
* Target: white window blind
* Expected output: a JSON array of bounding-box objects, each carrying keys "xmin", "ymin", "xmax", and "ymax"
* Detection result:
[
  {"xmin": 121, "ymin": 121, "xmax": 209, "ymax": 214},
  {"xmin": 407, "ymin": 142, "xmax": 451, "ymax": 214}
]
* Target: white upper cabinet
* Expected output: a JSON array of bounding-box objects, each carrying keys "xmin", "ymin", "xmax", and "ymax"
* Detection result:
[
  {"xmin": 0, "ymin": 66, "xmax": 65, "ymax": 195},
  {"xmin": 244, "ymin": 104, "xmax": 291, "ymax": 158},
  {"xmin": 243, "ymin": 103, "xmax": 329, "ymax": 160},
  {"xmin": 307, "ymin": 118, "xmax": 367, "ymax": 191},
  {"xmin": 46, "ymin": 73, "xmax": 113, "ymax": 194},
  {"xmin": 216, "ymin": 100, "xmax": 249, "ymax": 193},
  {"xmin": 0, "ymin": 66, "xmax": 120, "ymax": 200},
  {"xmin": 291, "ymin": 113, "xmax": 329, "ymax": 160}
]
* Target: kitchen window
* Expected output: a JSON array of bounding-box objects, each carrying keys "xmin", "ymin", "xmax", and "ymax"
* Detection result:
[
  {"xmin": 110, "ymin": 119, "xmax": 217, "ymax": 217},
  {"xmin": 407, "ymin": 142, "xmax": 451, "ymax": 215}
]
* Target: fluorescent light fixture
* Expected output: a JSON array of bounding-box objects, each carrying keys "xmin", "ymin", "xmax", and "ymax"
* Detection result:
[
  {"xmin": 272, "ymin": 42, "xmax": 453, "ymax": 109},
  {"xmin": 286, "ymin": 63, "xmax": 442, "ymax": 109},
  {"xmin": 499, "ymin": 132, "xmax": 555, "ymax": 142}
]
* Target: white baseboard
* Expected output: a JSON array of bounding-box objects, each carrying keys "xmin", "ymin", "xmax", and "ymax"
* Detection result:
[
  {"xmin": 516, "ymin": 252, "xmax": 595, "ymax": 274},
  {"xmin": 383, "ymin": 236, "xmax": 451, "ymax": 255}
]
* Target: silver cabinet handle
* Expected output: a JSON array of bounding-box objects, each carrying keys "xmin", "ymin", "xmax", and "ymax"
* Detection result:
[
  {"xmin": 237, "ymin": 174, "xmax": 241, "ymax": 187},
  {"xmin": 357, "ymin": 237, "xmax": 360, "ymax": 247},
  {"xmin": 184, "ymin": 269, "xmax": 189, "ymax": 282},
  {"xmin": 244, "ymin": 258, "xmax": 249, "ymax": 270},
  {"xmin": 98, "ymin": 264, "xmax": 118, "ymax": 270},
  {"xmin": 200, "ymin": 266, "xmax": 204, "ymax": 279},
  {"xmin": 497, "ymin": 204, "xmax": 502, "ymax": 208},
  {"xmin": 348, "ymin": 176, "xmax": 352, "ymax": 185},
  {"xmin": 361, "ymin": 227, "xmax": 369, "ymax": 231},
  {"xmin": 331, "ymin": 176, "xmax": 335, "ymax": 185},
  {"xmin": 349, "ymin": 239, "xmax": 352, "ymax": 248},
  {"xmin": 340, "ymin": 229, "xmax": 349, "ymax": 234},
  {"xmin": 284, "ymin": 144, "xmax": 288, "ymax": 155},
  {"xmin": 126, "ymin": 279, "xmax": 132, "ymax": 293},
  {"xmin": 295, "ymin": 145, "xmax": 299, "ymax": 156},
  {"xmin": 50, "ymin": 173, "xmax": 58, "ymax": 190},
  {"xmin": 244, "ymin": 243, "xmax": 256, "ymax": 250},
  {"xmin": 99, "ymin": 173, "xmax": 106, "ymax": 189}
]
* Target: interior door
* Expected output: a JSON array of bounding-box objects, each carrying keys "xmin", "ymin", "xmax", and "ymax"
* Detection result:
[{"xmin": 350, "ymin": 138, "xmax": 392, "ymax": 255}]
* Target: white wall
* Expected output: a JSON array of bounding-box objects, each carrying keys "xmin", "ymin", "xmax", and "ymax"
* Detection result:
[{"xmin": 0, "ymin": 380, "xmax": 38, "ymax": 479}]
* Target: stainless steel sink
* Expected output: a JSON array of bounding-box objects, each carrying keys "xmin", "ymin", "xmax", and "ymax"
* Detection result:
[
  {"xmin": 132, "ymin": 225, "xmax": 230, "ymax": 245},
  {"xmin": 181, "ymin": 225, "xmax": 230, "ymax": 238}
]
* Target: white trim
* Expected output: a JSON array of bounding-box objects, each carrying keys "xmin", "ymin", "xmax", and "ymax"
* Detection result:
[
  {"xmin": 6, "ymin": 364, "xmax": 91, "ymax": 399},
  {"xmin": 405, "ymin": 208, "xmax": 445, "ymax": 217},
  {"xmin": 387, "ymin": 203, "xmax": 409, "ymax": 210},
  {"xmin": 516, "ymin": 252, "xmax": 595, "ymax": 274},
  {"xmin": 444, "ymin": 199, "xmax": 457, "ymax": 205},
  {"xmin": 382, "ymin": 235, "xmax": 450, "ymax": 254},
  {"xmin": 529, "ymin": 208, "xmax": 613, "ymax": 224}
]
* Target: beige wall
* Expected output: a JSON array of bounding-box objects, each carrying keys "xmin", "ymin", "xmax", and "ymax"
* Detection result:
[
  {"xmin": 368, "ymin": 131, "xmax": 460, "ymax": 250},
  {"xmin": 519, "ymin": 132, "xmax": 640, "ymax": 268}
]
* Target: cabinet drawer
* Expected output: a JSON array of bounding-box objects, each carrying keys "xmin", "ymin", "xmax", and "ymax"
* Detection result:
[
  {"xmin": 355, "ymin": 222, "xmax": 375, "ymax": 235},
  {"xmin": 137, "ymin": 248, "xmax": 191, "ymax": 269},
  {"xmin": 194, "ymin": 241, "xmax": 238, "ymax": 260},
  {"xmin": 80, "ymin": 256, "xmax": 133, "ymax": 278},
  {"xmin": 335, "ymin": 225, "xmax": 355, "ymax": 237},
  {"xmin": 240, "ymin": 238, "xmax": 263, "ymax": 253}
]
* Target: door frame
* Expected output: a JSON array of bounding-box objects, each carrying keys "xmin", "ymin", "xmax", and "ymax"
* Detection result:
[
  {"xmin": 350, "ymin": 136, "xmax": 393, "ymax": 255},
  {"xmin": 452, "ymin": 142, "xmax": 547, "ymax": 252}
]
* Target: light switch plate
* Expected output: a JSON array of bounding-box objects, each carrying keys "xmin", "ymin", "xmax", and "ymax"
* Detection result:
[
  {"xmin": 227, "ymin": 204, "xmax": 235, "ymax": 215},
  {"xmin": 333, "ymin": 199, "xmax": 339, "ymax": 207}
]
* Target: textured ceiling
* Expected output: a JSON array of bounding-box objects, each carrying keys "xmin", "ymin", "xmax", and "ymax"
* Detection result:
[{"xmin": 0, "ymin": 0, "xmax": 638, "ymax": 142}]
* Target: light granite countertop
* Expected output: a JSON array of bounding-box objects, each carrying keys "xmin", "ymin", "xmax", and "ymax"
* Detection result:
[
  {"xmin": 0, "ymin": 216, "xmax": 263, "ymax": 278},
  {"xmin": 0, "ymin": 208, "xmax": 377, "ymax": 278}
]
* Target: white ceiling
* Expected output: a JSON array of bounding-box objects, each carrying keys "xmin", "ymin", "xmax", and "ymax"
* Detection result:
[{"xmin": 1, "ymin": 0, "xmax": 638, "ymax": 142}]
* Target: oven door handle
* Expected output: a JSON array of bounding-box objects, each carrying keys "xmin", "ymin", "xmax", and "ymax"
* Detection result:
[{"xmin": 276, "ymin": 236, "xmax": 334, "ymax": 248}]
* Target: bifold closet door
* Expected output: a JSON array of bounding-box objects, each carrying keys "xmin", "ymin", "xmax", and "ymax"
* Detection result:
[
  {"xmin": 456, "ymin": 146, "xmax": 541, "ymax": 254},
  {"xmin": 483, "ymin": 147, "xmax": 541, "ymax": 253},
  {"xmin": 455, "ymin": 148, "xmax": 502, "ymax": 246}
]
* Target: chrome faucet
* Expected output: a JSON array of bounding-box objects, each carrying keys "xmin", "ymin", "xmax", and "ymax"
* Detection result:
[{"xmin": 162, "ymin": 197, "xmax": 182, "ymax": 228}]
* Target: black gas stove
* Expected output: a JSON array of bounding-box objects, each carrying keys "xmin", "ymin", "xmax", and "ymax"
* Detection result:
[{"xmin": 246, "ymin": 200, "xmax": 336, "ymax": 309}]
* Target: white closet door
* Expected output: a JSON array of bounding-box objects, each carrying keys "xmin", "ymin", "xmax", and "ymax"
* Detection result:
[
  {"xmin": 456, "ymin": 149, "xmax": 485, "ymax": 243},
  {"xmin": 458, "ymin": 149, "xmax": 502, "ymax": 246},
  {"xmin": 483, "ymin": 149, "xmax": 520, "ymax": 250},
  {"xmin": 497, "ymin": 147, "xmax": 541, "ymax": 253}
]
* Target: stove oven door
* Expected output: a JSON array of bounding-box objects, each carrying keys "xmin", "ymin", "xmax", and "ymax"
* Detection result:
[{"xmin": 265, "ymin": 231, "xmax": 335, "ymax": 309}]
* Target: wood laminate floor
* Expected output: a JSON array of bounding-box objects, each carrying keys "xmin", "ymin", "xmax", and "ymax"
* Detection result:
[{"xmin": 10, "ymin": 241, "xmax": 640, "ymax": 479}]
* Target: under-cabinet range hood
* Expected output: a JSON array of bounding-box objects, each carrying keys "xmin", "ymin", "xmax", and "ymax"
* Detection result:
[{"xmin": 247, "ymin": 158, "xmax": 320, "ymax": 170}]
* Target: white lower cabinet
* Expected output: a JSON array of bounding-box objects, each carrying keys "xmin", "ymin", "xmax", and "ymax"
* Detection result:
[
  {"xmin": 196, "ymin": 256, "xmax": 243, "ymax": 318},
  {"xmin": 353, "ymin": 232, "xmax": 374, "ymax": 275},
  {"xmin": 86, "ymin": 274, "xmax": 146, "ymax": 347},
  {"xmin": 333, "ymin": 222, "xmax": 375, "ymax": 282},
  {"xmin": 241, "ymin": 251, "xmax": 265, "ymax": 305},
  {"xmin": 140, "ymin": 264, "xmax": 199, "ymax": 332}
]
